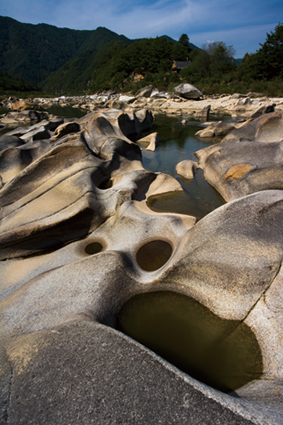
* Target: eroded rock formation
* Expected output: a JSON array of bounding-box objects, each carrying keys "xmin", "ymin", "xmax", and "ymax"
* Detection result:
[
  {"xmin": 195, "ymin": 111, "xmax": 283, "ymax": 201},
  {"xmin": 0, "ymin": 104, "xmax": 283, "ymax": 425}
]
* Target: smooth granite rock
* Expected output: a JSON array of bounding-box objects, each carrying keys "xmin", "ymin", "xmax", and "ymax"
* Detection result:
[
  {"xmin": 195, "ymin": 121, "xmax": 240, "ymax": 138},
  {"xmin": 1, "ymin": 106, "xmax": 283, "ymax": 425},
  {"xmin": 135, "ymin": 85, "xmax": 154, "ymax": 98},
  {"xmin": 175, "ymin": 159, "xmax": 198, "ymax": 180},
  {"xmin": 5, "ymin": 321, "xmax": 258, "ymax": 425},
  {"xmin": 137, "ymin": 132, "xmax": 160, "ymax": 151},
  {"xmin": 174, "ymin": 83, "xmax": 202, "ymax": 100},
  {"xmin": 195, "ymin": 112, "xmax": 283, "ymax": 202}
]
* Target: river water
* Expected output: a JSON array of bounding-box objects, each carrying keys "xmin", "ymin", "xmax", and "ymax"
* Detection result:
[
  {"xmin": 1, "ymin": 106, "xmax": 263, "ymax": 392},
  {"xmin": 140, "ymin": 114, "xmax": 225, "ymax": 220},
  {"xmin": 121, "ymin": 114, "xmax": 263, "ymax": 393}
]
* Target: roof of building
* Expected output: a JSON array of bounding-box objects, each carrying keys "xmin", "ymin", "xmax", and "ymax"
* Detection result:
[{"xmin": 172, "ymin": 60, "xmax": 191, "ymax": 70}]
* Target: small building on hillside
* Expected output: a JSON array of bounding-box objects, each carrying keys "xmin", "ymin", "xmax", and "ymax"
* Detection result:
[{"xmin": 172, "ymin": 60, "xmax": 191, "ymax": 72}]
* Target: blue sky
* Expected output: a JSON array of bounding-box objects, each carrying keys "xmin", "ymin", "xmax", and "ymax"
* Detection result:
[{"xmin": 0, "ymin": 0, "xmax": 282, "ymax": 58}]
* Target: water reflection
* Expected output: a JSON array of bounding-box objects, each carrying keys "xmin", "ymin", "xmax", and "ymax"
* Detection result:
[
  {"xmin": 141, "ymin": 115, "xmax": 225, "ymax": 220},
  {"xmin": 117, "ymin": 291, "xmax": 263, "ymax": 393},
  {"xmin": 42, "ymin": 104, "xmax": 87, "ymax": 119}
]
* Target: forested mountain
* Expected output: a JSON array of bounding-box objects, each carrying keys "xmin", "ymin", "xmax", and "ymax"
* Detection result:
[
  {"xmin": 42, "ymin": 35, "xmax": 198, "ymax": 94},
  {"xmin": 0, "ymin": 16, "xmax": 201, "ymax": 95},
  {"xmin": 1, "ymin": 16, "xmax": 282, "ymax": 97},
  {"xmin": 0, "ymin": 69, "xmax": 38, "ymax": 93},
  {"xmin": 87, "ymin": 37, "xmax": 189, "ymax": 93},
  {"xmin": 0, "ymin": 16, "xmax": 131, "ymax": 84},
  {"xmin": 41, "ymin": 47, "xmax": 108, "ymax": 94},
  {"xmin": 0, "ymin": 16, "xmax": 199, "ymax": 95}
]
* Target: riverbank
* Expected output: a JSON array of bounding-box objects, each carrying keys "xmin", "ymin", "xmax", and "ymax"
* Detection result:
[{"xmin": 1, "ymin": 90, "xmax": 283, "ymax": 129}]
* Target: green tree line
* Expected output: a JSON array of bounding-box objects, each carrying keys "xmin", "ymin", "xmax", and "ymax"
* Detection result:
[
  {"xmin": 88, "ymin": 23, "xmax": 283, "ymax": 97},
  {"xmin": 180, "ymin": 23, "xmax": 283, "ymax": 96},
  {"xmin": 0, "ymin": 19, "xmax": 282, "ymax": 97},
  {"xmin": 88, "ymin": 36, "xmax": 193, "ymax": 93},
  {"xmin": 0, "ymin": 69, "xmax": 39, "ymax": 96}
]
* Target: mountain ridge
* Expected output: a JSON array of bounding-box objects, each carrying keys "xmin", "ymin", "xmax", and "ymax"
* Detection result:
[
  {"xmin": 0, "ymin": 16, "xmax": 199, "ymax": 95},
  {"xmin": 0, "ymin": 16, "xmax": 132, "ymax": 85}
]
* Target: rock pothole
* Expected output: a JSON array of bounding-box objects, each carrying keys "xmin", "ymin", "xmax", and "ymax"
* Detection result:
[
  {"xmin": 136, "ymin": 240, "xmax": 173, "ymax": 272},
  {"xmin": 84, "ymin": 241, "xmax": 104, "ymax": 255},
  {"xmin": 117, "ymin": 291, "xmax": 263, "ymax": 393}
]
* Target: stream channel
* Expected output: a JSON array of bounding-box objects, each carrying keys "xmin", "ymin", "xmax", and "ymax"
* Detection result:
[
  {"xmin": 1, "ymin": 107, "xmax": 263, "ymax": 393},
  {"xmin": 138, "ymin": 113, "xmax": 225, "ymax": 220},
  {"xmin": 122, "ymin": 113, "xmax": 262, "ymax": 394}
]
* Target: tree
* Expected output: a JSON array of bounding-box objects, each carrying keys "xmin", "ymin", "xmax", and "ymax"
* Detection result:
[
  {"xmin": 202, "ymin": 41, "xmax": 236, "ymax": 75},
  {"xmin": 172, "ymin": 42, "xmax": 189, "ymax": 60},
  {"xmin": 203, "ymin": 42, "xmax": 235, "ymax": 62},
  {"xmin": 178, "ymin": 34, "xmax": 190, "ymax": 49},
  {"xmin": 256, "ymin": 22, "xmax": 283, "ymax": 79},
  {"xmin": 172, "ymin": 34, "xmax": 192, "ymax": 61},
  {"xmin": 238, "ymin": 23, "xmax": 283, "ymax": 81}
]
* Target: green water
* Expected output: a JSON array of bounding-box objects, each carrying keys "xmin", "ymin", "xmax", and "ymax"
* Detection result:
[
  {"xmin": 43, "ymin": 104, "xmax": 87, "ymax": 118},
  {"xmin": 121, "ymin": 117, "xmax": 262, "ymax": 393},
  {"xmin": 85, "ymin": 242, "xmax": 103, "ymax": 255},
  {"xmin": 0, "ymin": 104, "xmax": 87, "ymax": 135},
  {"xmin": 136, "ymin": 240, "xmax": 172, "ymax": 271},
  {"xmin": 140, "ymin": 114, "xmax": 226, "ymax": 220},
  {"xmin": 117, "ymin": 291, "xmax": 263, "ymax": 393},
  {"xmin": 0, "ymin": 106, "xmax": 9, "ymax": 115}
]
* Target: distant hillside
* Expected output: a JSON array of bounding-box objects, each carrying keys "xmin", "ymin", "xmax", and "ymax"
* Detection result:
[
  {"xmin": 0, "ymin": 16, "xmax": 131, "ymax": 85},
  {"xmin": 41, "ymin": 41, "xmax": 127, "ymax": 95},
  {"xmin": 234, "ymin": 58, "xmax": 243, "ymax": 66},
  {"xmin": 0, "ymin": 69, "xmax": 39, "ymax": 94},
  {"xmin": 42, "ymin": 33, "xmax": 201, "ymax": 95},
  {"xmin": 0, "ymin": 16, "xmax": 202, "ymax": 96},
  {"xmin": 87, "ymin": 36, "xmax": 193, "ymax": 94}
]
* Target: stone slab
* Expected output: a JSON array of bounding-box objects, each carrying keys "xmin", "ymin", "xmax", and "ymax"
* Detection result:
[{"xmin": 6, "ymin": 321, "xmax": 259, "ymax": 425}]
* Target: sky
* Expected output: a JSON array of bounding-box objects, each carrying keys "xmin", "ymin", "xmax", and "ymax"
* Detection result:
[{"xmin": 0, "ymin": 0, "xmax": 282, "ymax": 58}]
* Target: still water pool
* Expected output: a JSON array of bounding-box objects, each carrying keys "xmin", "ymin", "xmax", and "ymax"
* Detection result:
[
  {"xmin": 120, "ymin": 115, "xmax": 263, "ymax": 393},
  {"xmin": 117, "ymin": 291, "xmax": 263, "ymax": 393},
  {"xmin": 140, "ymin": 114, "xmax": 225, "ymax": 220}
]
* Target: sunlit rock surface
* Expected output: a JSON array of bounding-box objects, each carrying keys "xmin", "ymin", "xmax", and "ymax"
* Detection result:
[
  {"xmin": 0, "ymin": 107, "xmax": 283, "ymax": 424},
  {"xmin": 195, "ymin": 111, "xmax": 283, "ymax": 202},
  {"xmin": 175, "ymin": 159, "xmax": 198, "ymax": 180},
  {"xmin": 174, "ymin": 83, "xmax": 202, "ymax": 100}
]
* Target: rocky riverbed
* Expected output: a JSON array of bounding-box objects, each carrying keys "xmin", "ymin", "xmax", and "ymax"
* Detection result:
[
  {"xmin": 0, "ymin": 90, "xmax": 283, "ymax": 424},
  {"xmin": 1, "ymin": 86, "xmax": 283, "ymax": 128}
]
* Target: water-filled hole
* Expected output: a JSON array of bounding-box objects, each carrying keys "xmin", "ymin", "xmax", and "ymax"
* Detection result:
[
  {"xmin": 117, "ymin": 291, "xmax": 263, "ymax": 393},
  {"xmin": 98, "ymin": 179, "xmax": 113, "ymax": 190},
  {"xmin": 136, "ymin": 240, "xmax": 172, "ymax": 271},
  {"xmin": 85, "ymin": 242, "xmax": 103, "ymax": 255}
]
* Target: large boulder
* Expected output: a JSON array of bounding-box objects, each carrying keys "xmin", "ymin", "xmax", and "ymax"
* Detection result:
[
  {"xmin": 222, "ymin": 110, "xmax": 283, "ymax": 143},
  {"xmin": 135, "ymin": 85, "xmax": 155, "ymax": 98},
  {"xmin": 175, "ymin": 159, "xmax": 198, "ymax": 180},
  {"xmin": 195, "ymin": 121, "xmax": 239, "ymax": 138},
  {"xmin": 1, "ymin": 190, "xmax": 283, "ymax": 424},
  {"xmin": 174, "ymin": 83, "xmax": 202, "ymax": 100},
  {"xmin": 4, "ymin": 321, "xmax": 257, "ymax": 425},
  {"xmin": 12, "ymin": 100, "xmax": 34, "ymax": 111},
  {"xmin": 195, "ymin": 111, "xmax": 283, "ymax": 201}
]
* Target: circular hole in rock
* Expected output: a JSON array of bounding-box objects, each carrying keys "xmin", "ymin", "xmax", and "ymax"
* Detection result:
[
  {"xmin": 85, "ymin": 242, "xmax": 103, "ymax": 255},
  {"xmin": 98, "ymin": 179, "xmax": 113, "ymax": 190},
  {"xmin": 117, "ymin": 291, "xmax": 263, "ymax": 393},
  {"xmin": 136, "ymin": 240, "xmax": 172, "ymax": 272}
]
